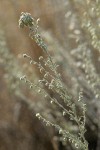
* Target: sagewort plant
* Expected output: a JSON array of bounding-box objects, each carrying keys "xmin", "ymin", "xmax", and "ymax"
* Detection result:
[{"xmin": 19, "ymin": 12, "xmax": 88, "ymax": 150}]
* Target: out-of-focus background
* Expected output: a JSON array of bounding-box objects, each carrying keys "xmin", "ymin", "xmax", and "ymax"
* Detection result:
[{"xmin": 0, "ymin": 0, "xmax": 100, "ymax": 150}]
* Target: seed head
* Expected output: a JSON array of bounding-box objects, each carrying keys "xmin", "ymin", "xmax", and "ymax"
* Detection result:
[{"xmin": 19, "ymin": 12, "xmax": 34, "ymax": 28}]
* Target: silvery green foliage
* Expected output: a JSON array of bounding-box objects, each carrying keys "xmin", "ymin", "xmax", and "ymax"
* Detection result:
[
  {"xmin": 82, "ymin": 0, "xmax": 100, "ymax": 52},
  {"xmin": 19, "ymin": 12, "xmax": 88, "ymax": 150},
  {"xmin": 70, "ymin": 0, "xmax": 100, "ymax": 100}
]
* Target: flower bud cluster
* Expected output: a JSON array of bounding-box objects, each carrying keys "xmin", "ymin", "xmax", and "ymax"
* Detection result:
[{"xmin": 19, "ymin": 12, "xmax": 34, "ymax": 28}]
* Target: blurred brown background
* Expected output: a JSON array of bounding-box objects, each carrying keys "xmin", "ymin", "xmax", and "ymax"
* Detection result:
[{"xmin": 0, "ymin": 0, "xmax": 100, "ymax": 150}]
